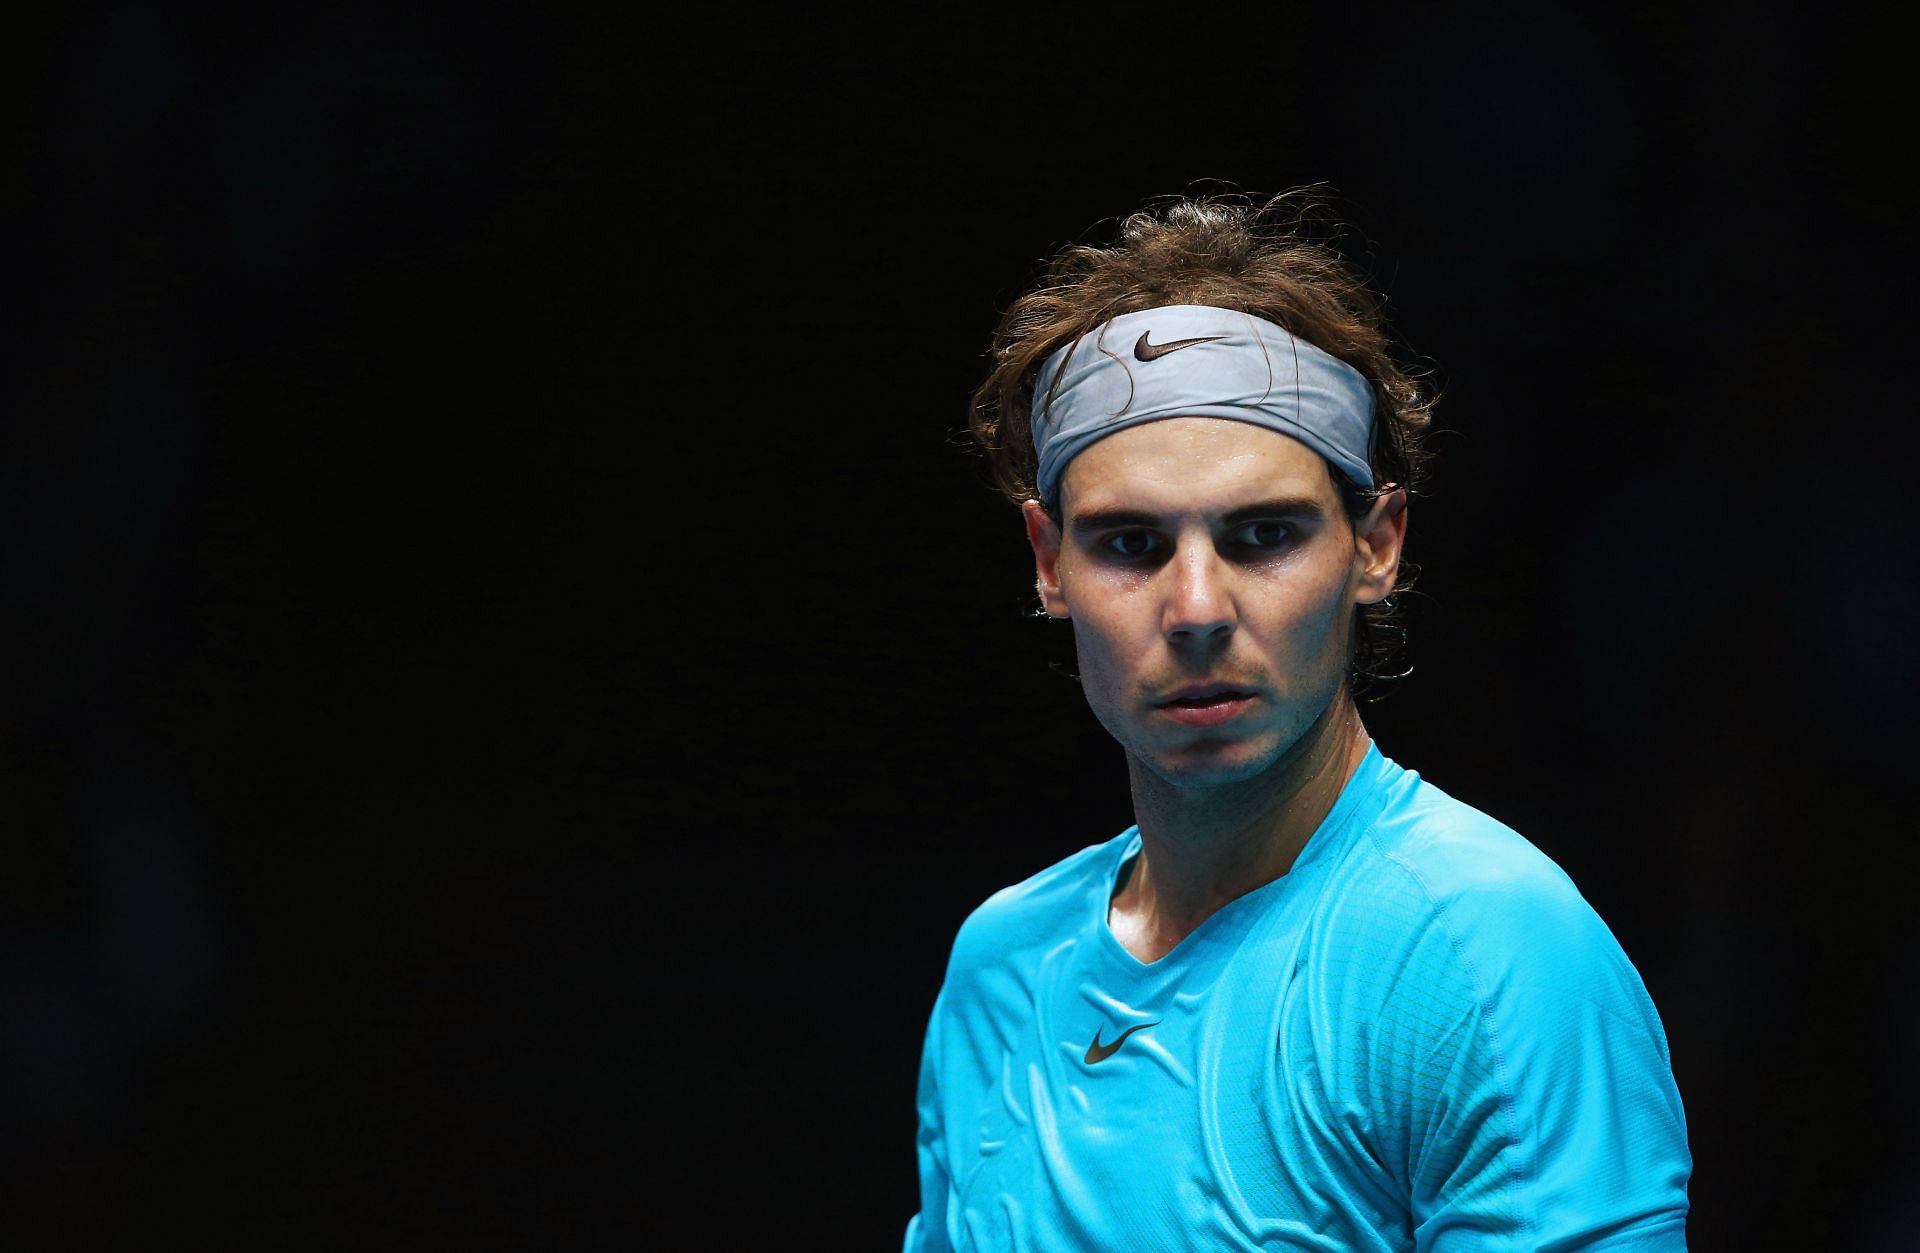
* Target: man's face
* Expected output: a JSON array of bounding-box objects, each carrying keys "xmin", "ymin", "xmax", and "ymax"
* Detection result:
[{"xmin": 1023, "ymin": 417, "xmax": 1405, "ymax": 789}]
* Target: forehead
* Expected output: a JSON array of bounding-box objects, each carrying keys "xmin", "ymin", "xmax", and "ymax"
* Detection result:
[{"xmin": 1058, "ymin": 416, "xmax": 1335, "ymax": 517}]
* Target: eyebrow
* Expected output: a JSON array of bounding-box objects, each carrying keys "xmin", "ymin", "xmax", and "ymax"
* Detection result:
[{"xmin": 1067, "ymin": 496, "xmax": 1329, "ymax": 536}]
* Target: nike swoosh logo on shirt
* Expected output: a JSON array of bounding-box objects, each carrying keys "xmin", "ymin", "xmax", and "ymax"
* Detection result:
[
  {"xmin": 1133, "ymin": 331, "xmax": 1225, "ymax": 361},
  {"xmin": 1085, "ymin": 1020, "xmax": 1160, "ymax": 1064}
]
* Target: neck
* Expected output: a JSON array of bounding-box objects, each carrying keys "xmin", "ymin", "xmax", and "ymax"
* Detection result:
[{"xmin": 1111, "ymin": 688, "xmax": 1372, "ymax": 954}]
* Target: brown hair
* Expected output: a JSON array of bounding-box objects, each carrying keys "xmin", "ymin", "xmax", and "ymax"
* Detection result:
[{"xmin": 965, "ymin": 189, "xmax": 1437, "ymax": 700}]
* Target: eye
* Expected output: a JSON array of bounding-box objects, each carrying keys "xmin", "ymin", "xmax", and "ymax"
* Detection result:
[
  {"xmin": 1234, "ymin": 520, "xmax": 1292, "ymax": 548},
  {"xmin": 1103, "ymin": 530, "xmax": 1160, "ymax": 559}
]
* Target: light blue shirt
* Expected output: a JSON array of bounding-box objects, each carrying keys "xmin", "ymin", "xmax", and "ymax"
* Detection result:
[{"xmin": 904, "ymin": 743, "xmax": 1690, "ymax": 1250}]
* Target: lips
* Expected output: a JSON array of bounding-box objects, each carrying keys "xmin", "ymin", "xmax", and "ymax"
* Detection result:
[
  {"xmin": 1156, "ymin": 687, "xmax": 1258, "ymax": 728},
  {"xmin": 1159, "ymin": 683, "xmax": 1256, "ymax": 707}
]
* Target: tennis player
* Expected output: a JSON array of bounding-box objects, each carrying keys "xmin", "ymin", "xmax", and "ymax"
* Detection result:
[{"xmin": 903, "ymin": 193, "xmax": 1691, "ymax": 1250}]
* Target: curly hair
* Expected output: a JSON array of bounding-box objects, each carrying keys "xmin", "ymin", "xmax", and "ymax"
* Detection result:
[{"xmin": 966, "ymin": 189, "xmax": 1437, "ymax": 700}]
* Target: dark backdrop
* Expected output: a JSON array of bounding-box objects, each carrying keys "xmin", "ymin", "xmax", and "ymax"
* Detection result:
[{"xmin": 4, "ymin": 5, "xmax": 1912, "ymax": 1249}]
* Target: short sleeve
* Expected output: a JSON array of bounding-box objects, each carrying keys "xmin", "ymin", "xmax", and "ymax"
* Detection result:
[
  {"xmin": 1369, "ymin": 852, "xmax": 1691, "ymax": 1250},
  {"xmin": 903, "ymin": 984, "xmax": 956, "ymax": 1253}
]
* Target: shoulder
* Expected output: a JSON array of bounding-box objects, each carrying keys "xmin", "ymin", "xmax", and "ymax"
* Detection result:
[
  {"xmin": 1381, "ymin": 773, "xmax": 1657, "ymax": 1026},
  {"xmin": 1355, "ymin": 768, "xmax": 1693, "ymax": 1241},
  {"xmin": 1305, "ymin": 763, "xmax": 1673, "ymax": 1082},
  {"xmin": 1364, "ymin": 765, "xmax": 1583, "ymax": 914},
  {"xmin": 1335, "ymin": 767, "xmax": 1634, "ymax": 996},
  {"xmin": 941, "ymin": 829, "xmax": 1129, "ymax": 980},
  {"xmin": 1309, "ymin": 763, "xmax": 1690, "ymax": 1243}
]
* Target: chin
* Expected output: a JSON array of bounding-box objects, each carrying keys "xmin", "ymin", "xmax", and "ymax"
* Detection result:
[{"xmin": 1132, "ymin": 731, "xmax": 1288, "ymax": 788}]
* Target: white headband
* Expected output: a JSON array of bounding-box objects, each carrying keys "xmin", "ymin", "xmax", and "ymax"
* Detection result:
[{"xmin": 1029, "ymin": 305, "xmax": 1376, "ymax": 507}]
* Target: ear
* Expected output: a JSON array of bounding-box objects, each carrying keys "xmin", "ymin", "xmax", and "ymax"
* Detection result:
[
  {"xmin": 1352, "ymin": 486, "xmax": 1409, "ymax": 605},
  {"xmin": 1021, "ymin": 499, "xmax": 1071, "ymax": 619}
]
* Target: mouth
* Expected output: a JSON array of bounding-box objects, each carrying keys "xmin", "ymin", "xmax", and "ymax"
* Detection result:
[
  {"xmin": 1155, "ymin": 686, "xmax": 1258, "ymax": 728},
  {"xmin": 1157, "ymin": 683, "xmax": 1257, "ymax": 708}
]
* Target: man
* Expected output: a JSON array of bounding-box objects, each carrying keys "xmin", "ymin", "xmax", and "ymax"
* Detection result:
[{"xmin": 903, "ymin": 193, "xmax": 1691, "ymax": 1250}]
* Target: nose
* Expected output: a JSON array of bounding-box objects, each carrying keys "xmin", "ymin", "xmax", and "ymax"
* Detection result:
[{"xmin": 1162, "ymin": 534, "xmax": 1236, "ymax": 644}]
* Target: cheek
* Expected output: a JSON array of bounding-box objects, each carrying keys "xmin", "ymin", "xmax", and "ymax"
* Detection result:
[
  {"xmin": 1066, "ymin": 613, "xmax": 1133, "ymax": 685},
  {"xmin": 1303, "ymin": 574, "xmax": 1353, "ymax": 636},
  {"xmin": 1254, "ymin": 565, "xmax": 1355, "ymax": 653},
  {"xmin": 1064, "ymin": 583, "xmax": 1153, "ymax": 651}
]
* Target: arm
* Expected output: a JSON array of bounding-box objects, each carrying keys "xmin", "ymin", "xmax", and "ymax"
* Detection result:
[
  {"xmin": 902, "ymin": 985, "xmax": 956, "ymax": 1253},
  {"xmin": 1372, "ymin": 860, "xmax": 1692, "ymax": 1249}
]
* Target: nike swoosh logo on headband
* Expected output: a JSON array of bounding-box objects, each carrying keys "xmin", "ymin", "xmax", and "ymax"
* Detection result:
[{"xmin": 1133, "ymin": 330, "xmax": 1226, "ymax": 362}]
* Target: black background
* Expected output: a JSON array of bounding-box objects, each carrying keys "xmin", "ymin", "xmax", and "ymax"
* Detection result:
[{"xmin": 3, "ymin": 5, "xmax": 1913, "ymax": 1249}]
